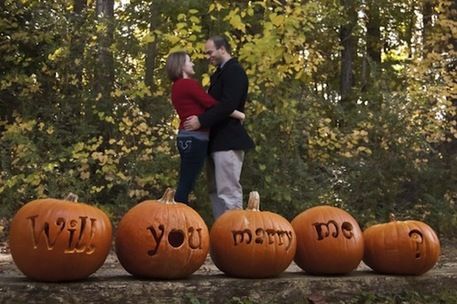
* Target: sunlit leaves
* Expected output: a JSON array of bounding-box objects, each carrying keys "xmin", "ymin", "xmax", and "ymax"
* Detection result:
[{"xmin": 0, "ymin": 0, "xmax": 455, "ymax": 233}]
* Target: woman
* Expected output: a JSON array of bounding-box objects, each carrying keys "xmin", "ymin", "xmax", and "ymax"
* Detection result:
[{"xmin": 165, "ymin": 51, "xmax": 245, "ymax": 204}]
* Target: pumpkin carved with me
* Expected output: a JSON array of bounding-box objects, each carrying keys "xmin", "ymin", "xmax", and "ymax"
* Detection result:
[{"xmin": 291, "ymin": 205, "xmax": 364, "ymax": 275}]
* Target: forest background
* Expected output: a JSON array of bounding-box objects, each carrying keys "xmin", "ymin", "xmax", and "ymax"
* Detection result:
[{"xmin": 1, "ymin": 0, "xmax": 456, "ymax": 236}]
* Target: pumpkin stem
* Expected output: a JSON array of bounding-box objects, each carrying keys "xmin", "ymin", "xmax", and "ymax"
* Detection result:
[
  {"xmin": 159, "ymin": 188, "xmax": 177, "ymax": 205},
  {"xmin": 247, "ymin": 191, "xmax": 260, "ymax": 211},
  {"xmin": 64, "ymin": 193, "xmax": 79, "ymax": 202},
  {"xmin": 389, "ymin": 213, "xmax": 397, "ymax": 222}
]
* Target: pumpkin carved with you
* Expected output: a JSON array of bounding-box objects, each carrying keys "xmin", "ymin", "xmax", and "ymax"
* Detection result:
[{"xmin": 115, "ymin": 188, "xmax": 209, "ymax": 279}]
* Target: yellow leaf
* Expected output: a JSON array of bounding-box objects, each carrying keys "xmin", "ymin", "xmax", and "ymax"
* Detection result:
[
  {"xmin": 142, "ymin": 32, "xmax": 155, "ymax": 44},
  {"xmin": 228, "ymin": 14, "xmax": 245, "ymax": 32},
  {"xmin": 90, "ymin": 185, "xmax": 104, "ymax": 193},
  {"xmin": 189, "ymin": 16, "xmax": 199, "ymax": 24},
  {"xmin": 81, "ymin": 171, "xmax": 90, "ymax": 180},
  {"xmin": 202, "ymin": 74, "xmax": 210, "ymax": 87},
  {"xmin": 269, "ymin": 13, "xmax": 284, "ymax": 27},
  {"xmin": 341, "ymin": 151, "xmax": 353, "ymax": 158},
  {"xmin": 357, "ymin": 146, "xmax": 373, "ymax": 155}
]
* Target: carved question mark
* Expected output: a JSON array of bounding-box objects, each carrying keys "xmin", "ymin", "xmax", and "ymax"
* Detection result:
[{"xmin": 408, "ymin": 229, "xmax": 423, "ymax": 259}]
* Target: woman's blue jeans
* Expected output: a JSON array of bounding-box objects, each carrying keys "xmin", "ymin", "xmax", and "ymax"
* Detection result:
[{"xmin": 174, "ymin": 133, "xmax": 208, "ymax": 204}]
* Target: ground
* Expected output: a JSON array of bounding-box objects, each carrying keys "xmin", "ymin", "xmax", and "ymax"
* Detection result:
[
  {"xmin": 1, "ymin": 238, "xmax": 457, "ymax": 304},
  {"xmin": 1, "ymin": 218, "xmax": 456, "ymax": 303}
]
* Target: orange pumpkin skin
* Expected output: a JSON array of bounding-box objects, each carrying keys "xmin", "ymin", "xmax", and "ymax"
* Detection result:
[
  {"xmin": 363, "ymin": 217, "xmax": 440, "ymax": 275},
  {"xmin": 291, "ymin": 205, "xmax": 363, "ymax": 275},
  {"xmin": 115, "ymin": 188, "xmax": 209, "ymax": 279},
  {"xmin": 8, "ymin": 195, "xmax": 113, "ymax": 282},
  {"xmin": 210, "ymin": 192, "xmax": 296, "ymax": 278}
]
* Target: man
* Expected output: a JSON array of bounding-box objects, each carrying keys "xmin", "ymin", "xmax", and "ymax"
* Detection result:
[{"xmin": 184, "ymin": 35, "xmax": 255, "ymax": 219}]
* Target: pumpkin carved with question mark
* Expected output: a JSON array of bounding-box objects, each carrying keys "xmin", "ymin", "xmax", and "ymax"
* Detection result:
[{"xmin": 363, "ymin": 214, "xmax": 440, "ymax": 275}]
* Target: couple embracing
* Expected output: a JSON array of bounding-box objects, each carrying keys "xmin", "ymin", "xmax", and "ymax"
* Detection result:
[{"xmin": 166, "ymin": 35, "xmax": 254, "ymax": 219}]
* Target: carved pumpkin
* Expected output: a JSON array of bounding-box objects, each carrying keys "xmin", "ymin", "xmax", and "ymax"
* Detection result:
[
  {"xmin": 209, "ymin": 191, "xmax": 296, "ymax": 278},
  {"xmin": 291, "ymin": 205, "xmax": 363, "ymax": 275},
  {"xmin": 8, "ymin": 194, "xmax": 113, "ymax": 282},
  {"xmin": 115, "ymin": 188, "xmax": 209, "ymax": 279},
  {"xmin": 363, "ymin": 214, "xmax": 440, "ymax": 275}
]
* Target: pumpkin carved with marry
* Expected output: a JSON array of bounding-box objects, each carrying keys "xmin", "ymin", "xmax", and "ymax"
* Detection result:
[
  {"xmin": 291, "ymin": 205, "xmax": 363, "ymax": 275},
  {"xmin": 115, "ymin": 188, "xmax": 209, "ymax": 279},
  {"xmin": 8, "ymin": 194, "xmax": 113, "ymax": 282},
  {"xmin": 363, "ymin": 214, "xmax": 440, "ymax": 275},
  {"xmin": 209, "ymin": 191, "xmax": 296, "ymax": 278}
]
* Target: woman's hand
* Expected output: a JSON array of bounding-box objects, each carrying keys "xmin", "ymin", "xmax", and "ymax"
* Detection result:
[{"xmin": 183, "ymin": 115, "xmax": 201, "ymax": 130}]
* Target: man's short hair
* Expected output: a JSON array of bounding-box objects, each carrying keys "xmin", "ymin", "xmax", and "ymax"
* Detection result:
[{"xmin": 209, "ymin": 35, "xmax": 232, "ymax": 54}]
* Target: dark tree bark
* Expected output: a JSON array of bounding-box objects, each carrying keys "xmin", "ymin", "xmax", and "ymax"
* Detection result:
[
  {"xmin": 422, "ymin": 0, "xmax": 435, "ymax": 49},
  {"xmin": 144, "ymin": 1, "xmax": 159, "ymax": 91},
  {"xmin": 366, "ymin": 0, "xmax": 381, "ymax": 64},
  {"xmin": 69, "ymin": 0, "xmax": 87, "ymax": 91},
  {"xmin": 440, "ymin": 0, "xmax": 457, "ymax": 157},
  {"xmin": 339, "ymin": 0, "xmax": 358, "ymax": 103},
  {"xmin": 95, "ymin": 0, "xmax": 115, "ymax": 109},
  {"xmin": 362, "ymin": 0, "xmax": 381, "ymax": 93}
]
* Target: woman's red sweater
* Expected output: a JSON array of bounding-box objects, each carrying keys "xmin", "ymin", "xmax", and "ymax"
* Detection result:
[{"xmin": 171, "ymin": 78, "xmax": 216, "ymax": 130}]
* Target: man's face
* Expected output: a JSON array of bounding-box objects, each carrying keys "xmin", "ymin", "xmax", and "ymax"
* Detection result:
[{"xmin": 204, "ymin": 40, "xmax": 223, "ymax": 66}]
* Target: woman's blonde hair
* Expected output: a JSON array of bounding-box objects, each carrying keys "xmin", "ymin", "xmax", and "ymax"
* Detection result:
[{"xmin": 166, "ymin": 51, "xmax": 187, "ymax": 81}]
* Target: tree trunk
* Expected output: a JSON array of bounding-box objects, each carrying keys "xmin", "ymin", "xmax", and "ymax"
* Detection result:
[
  {"xmin": 339, "ymin": 0, "xmax": 358, "ymax": 103},
  {"xmin": 405, "ymin": 1, "xmax": 416, "ymax": 58},
  {"xmin": 366, "ymin": 0, "xmax": 381, "ymax": 64},
  {"xmin": 69, "ymin": 0, "xmax": 87, "ymax": 91},
  {"xmin": 440, "ymin": 0, "xmax": 457, "ymax": 157},
  {"xmin": 144, "ymin": 1, "xmax": 159, "ymax": 91},
  {"xmin": 95, "ymin": 0, "xmax": 115, "ymax": 110},
  {"xmin": 362, "ymin": 0, "xmax": 381, "ymax": 93},
  {"xmin": 422, "ymin": 0, "xmax": 434, "ymax": 50}
]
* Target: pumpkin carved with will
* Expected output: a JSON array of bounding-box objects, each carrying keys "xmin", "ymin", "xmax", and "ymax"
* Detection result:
[
  {"xmin": 8, "ymin": 194, "xmax": 113, "ymax": 282},
  {"xmin": 210, "ymin": 191, "xmax": 297, "ymax": 278},
  {"xmin": 363, "ymin": 214, "xmax": 440, "ymax": 275},
  {"xmin": 292, "ymin": 205, "xmax": 364, "ymax": 275},
  {"xmin": 115, "ymin": 188, "xmax": 209, "ymax": 279}
]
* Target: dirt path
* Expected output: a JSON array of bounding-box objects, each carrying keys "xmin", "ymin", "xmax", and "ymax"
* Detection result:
[{"xmin": 1, "ymin": 240, "xmax": 457, "ymax": 304}]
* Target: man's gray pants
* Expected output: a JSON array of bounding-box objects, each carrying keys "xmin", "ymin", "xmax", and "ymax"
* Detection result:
[{"xmin": 207, "ymin": 150, "xmax": 245, "ymax": 219}]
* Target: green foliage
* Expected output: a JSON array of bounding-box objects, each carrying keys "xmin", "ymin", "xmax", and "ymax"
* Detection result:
[{"xmin": 0, "ymin": 0, "xmax": 455, "ymax": 235}]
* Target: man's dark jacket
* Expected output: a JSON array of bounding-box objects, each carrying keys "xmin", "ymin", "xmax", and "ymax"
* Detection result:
[{"xmin": 198, "ymin": 58, "xmax": 255, "ymax": 153}]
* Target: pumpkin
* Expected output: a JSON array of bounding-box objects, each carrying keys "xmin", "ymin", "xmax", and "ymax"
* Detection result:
[
  {"xmin": 115, "ymin": 188, "xmax": 209, "ymax": 279},
  {"xmin": 209, "ymin": 191, "xmax": 296, "ymax": 278},
  {"xmin": 291, "ymin": 205, "xmax": 363, "ymax": 275},
  {"xmin": 363, "ymin": 214, "xmax": 440, "ymax": 275},
  {"xmin": 8, "ymin": 193, "xmax": 113, "ymax": 282}
]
